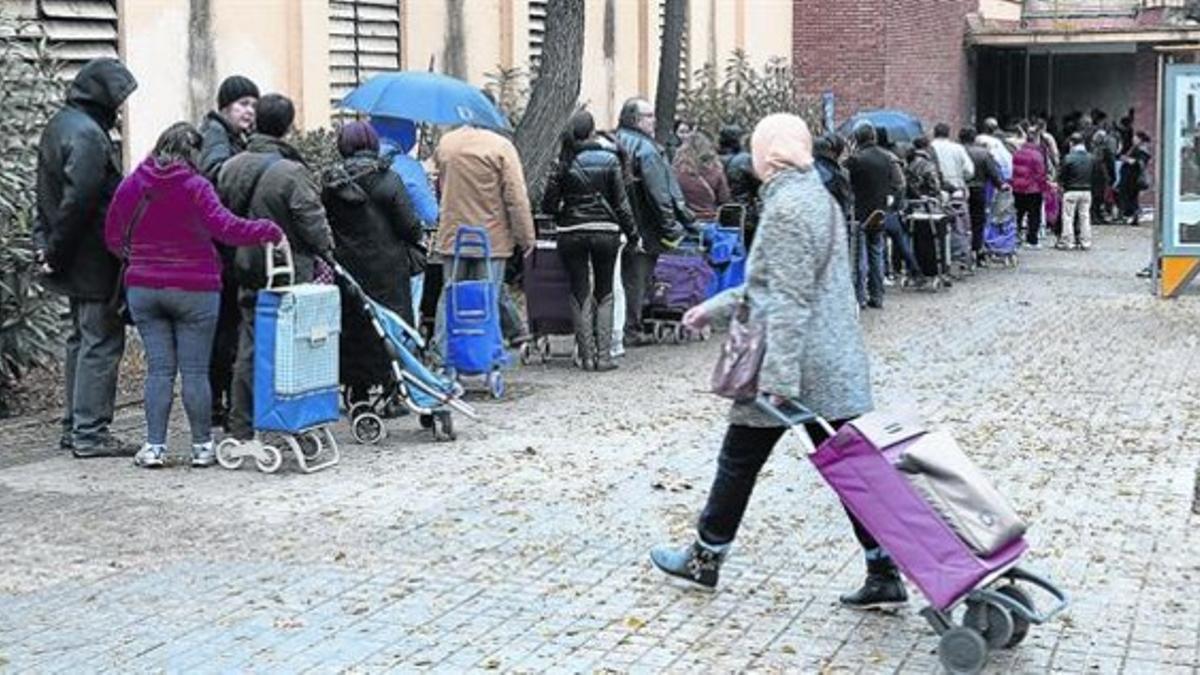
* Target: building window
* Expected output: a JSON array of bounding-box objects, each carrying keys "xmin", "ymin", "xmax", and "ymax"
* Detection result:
[
  {"xmin": 330, "ymin": 0, "xmax": 402, "ymax": 120},
  {"xmin": 16, "ymin": 0, "xmax": 120, "ymax": 80},
  {"xmin": 529, "ymin": 0, "xmax": 547, "ymax": 73}
]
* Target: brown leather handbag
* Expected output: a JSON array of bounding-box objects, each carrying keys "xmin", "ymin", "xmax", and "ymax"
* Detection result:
[{"xmin": 710, "ymin": 301, "xmax": 765, "ymax": 401}]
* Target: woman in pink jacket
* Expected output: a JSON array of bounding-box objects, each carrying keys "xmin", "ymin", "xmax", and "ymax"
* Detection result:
[
  {"xmin": 105, "ymin": 122, "xmax": 283, "ymax": 469},
  {"xmin": 1011, "ymin": 134, "xmax": 1048, "ymax": 248}
]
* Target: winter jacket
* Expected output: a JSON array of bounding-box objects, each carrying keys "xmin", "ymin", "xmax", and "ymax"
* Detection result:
[
  {"xmin": 930, "ymin": 138, "xmax": 975, "ymax": 192},
  {"xmin": 965, "ymin": 144, "xmax": 1004, "ymax": 191},
  {"xmin": 1059, "ymin": 147, "xmax": 1096, "ymax": 192},
  {"xmin": 977, "ymin": 134, "xmax": 1013, "ymax": 179},
  {"xmin": 434, "ymin": 126, "xmax": 535, "ymax": 259},
  {"xmin": 674, "ymin": 159, "xmax": 731, "ymax": 221},
  {"xmin": 814, "ymin": 155, "xmax": 853, "ymax": 222},
  {"xmin": 218, "ymin": 134, "xmax": 334, "ymax": 287},
  {"xmin": 322, "ymin": 152, "xmax": 423, "ymax": 387},
  {"xmin": 33, "ymin": 58, "xmax": 137, "ymax": 300},
  {"xmin": 540, "ymin": 142, "xmax": 637, "ymax": 241},
  {"xmin": 1011, "ymin": 143, "xmax": 1048, "ymax": 195},
  {"xmin": 104, "ymin": 157, "xmax": 282, "ymax": 292},
  {"xmin": 725, "ymin": 151, "xmax": 761, "ymax": 225},
  {"xmin": 847, "ymin": 143, "xmax": 905, "ymax": 222},
  {"xmin": 906, "ymin": 150, "xmax": 943, "ymax": 200},
  {"xmin": 199, "ymin": 111, "xmax": 247, "ymax": 184},
  {"xmin": 697, "ymin": 168, "xmax": 872, "ymax": 426},
  {"xmin": 616, "ymin": 127, "xmax": 689, "ymax": 254}
]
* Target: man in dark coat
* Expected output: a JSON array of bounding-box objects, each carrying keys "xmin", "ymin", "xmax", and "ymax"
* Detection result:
[
  {"xmin": 199, "ymin": 75, "xmax": 260, "ymax": 431},
  {"xmin": 33, "ymin": 57, "xmax": 137, "ymax": 457},
  {"xmin": 846, "ymin": 124, "xmax": 907, "ymax": 308},
  {"xmin": 218, "ymin": 94, "xmax": 335, "ymax": 441},
  {"xmin": 960, "ymin": 127, "xmax": 1006, "ymax": 264},
  {"xmin": 615, "ymin": 97, "xmax": 689, "ymax": 347}
]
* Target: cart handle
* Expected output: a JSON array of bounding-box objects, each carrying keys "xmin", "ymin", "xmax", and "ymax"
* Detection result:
[
  {"xmin": 754, "ymin": 395, "xmax": 836, "ymax": 454},
  {"xmin": 265, "ymin": 241, "xmax": 295, "ymax": 289}
]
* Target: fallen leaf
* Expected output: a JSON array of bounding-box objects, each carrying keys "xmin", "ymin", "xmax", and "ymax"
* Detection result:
[{"xmin": 624, "ymin": 616, "xmax": 646, "ymax": 631}]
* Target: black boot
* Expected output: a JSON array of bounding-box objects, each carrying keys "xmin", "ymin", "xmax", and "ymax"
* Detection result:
[
  {"xmin": 593, "ymin": 294, "xmax": 618, "ymax": 372},
  {"xmin": 839, "ymin": 556, "xmax": 908, "ymax": 610},
  {"xmin": 649, "ymin": 540, "xmax": 727, "ymax": 590},
  {"xmin": 570, "ymin": 296, "xmax": 596, "ymax": 370}
]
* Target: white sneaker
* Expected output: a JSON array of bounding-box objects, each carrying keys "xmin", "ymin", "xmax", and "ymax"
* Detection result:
[
  {"xmin": 191, "ymin": 441, "xmax": 216, "ymax": 468},
  {"xmin": 134, "ymin": 444, "xmax": 167, "ymax": 468}
]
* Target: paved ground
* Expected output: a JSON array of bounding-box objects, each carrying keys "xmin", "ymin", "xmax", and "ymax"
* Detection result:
[{"xmin": 1, "ymin": 224, "xmax": 1198, "ymax": 674}]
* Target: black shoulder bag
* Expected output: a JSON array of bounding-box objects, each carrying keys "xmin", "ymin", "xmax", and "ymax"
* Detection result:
[{"xmin": 108, "ymin": 192, "xmax": 154, "ymax": 326}]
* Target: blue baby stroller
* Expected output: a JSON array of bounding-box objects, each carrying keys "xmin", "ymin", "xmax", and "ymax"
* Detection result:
[
  {"xmin": 217, "ymin": 243, "xmax": 342, "ymax": 474},
  {"xmin": 331, "ymin": 258, "xmax": 477, "ymax": 444},
  {"xmin": 445, "ymin": 226, "xmax": 509, "ymax": 398}
]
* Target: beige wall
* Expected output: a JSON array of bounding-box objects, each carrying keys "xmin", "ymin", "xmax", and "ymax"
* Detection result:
[
  {"xmin": 118, "ymin": 0, "xmax": 791, "ymax": 163},
  {"xmin": 120, "ymin": 0, "xmax": 330, "ymax": 167}
]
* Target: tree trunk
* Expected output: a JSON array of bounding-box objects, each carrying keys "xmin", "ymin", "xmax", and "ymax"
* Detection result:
[
  {"xmin": 515, "ymin": 0, "xmax": 585, "ymax": 206},
  {"xmin": 654, "ymin": 0, "xmax": 687, "ymax": 145}
]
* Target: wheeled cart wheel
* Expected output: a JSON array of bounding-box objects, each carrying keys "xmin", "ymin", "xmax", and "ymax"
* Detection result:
[
  {"xmin": 938, "ymin": 627, "xmax": 988, "ymax": 674},
  {"xmin": 352, "ymin": 412, "xmax": 386, "ymax": 444},
  {"xmin": 419, "ymin": 413, "xmax": 434, "ymax": 429},
  {"xmin": 519, "ymin": 341, "xmax": 534, "ymax": 365},
  {"xmin": 487, "ymin": 371, "xmax": 505, "ymax": 399},
  {"xmin": 432, "ymin": 412, "xmax": 456, "ymax": 441},
  {"xmin": 216, "ymin": 438, "xmax": 243, "ymax": 470},
  {"xmin": 298, "ymin": 431, "xmax": 323, "ymax": 459},
  {"xmin": 256, "ymin": 444, "xmax": 284, "ymax": 473},
  {"xmin": 996, "ymin": 585, "xmax": 1034, "ymax": 648},
  {"xmin": 964, "ymin": 599, "xmax": 1015, "ymax": 649}
]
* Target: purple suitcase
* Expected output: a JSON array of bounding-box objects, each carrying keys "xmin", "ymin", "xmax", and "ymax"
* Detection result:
[
  {"xmin": 523, "ymin": 239, "xmax": 573, "ymax": 337},
  {"xmin": 647, "ymin": 252, "xmax": 714, "ymax": 314},
  {"xmin": 757, "ymin": 400, "xmax": 1068, "ymax": 674}
]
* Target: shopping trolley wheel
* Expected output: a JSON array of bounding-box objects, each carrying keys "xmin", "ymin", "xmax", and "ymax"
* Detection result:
[
  {"xmin": 519, "ymin": 342, "xmax": 534, "ymax": 366},
  {"xmin": 487, "ymin": 371, "xmax": 505, "ymax": 399},
  {"xmin": 995, "ymin": 585, "xmax": 1033, "ymax": 648},
  {"xmin": 216, "ymin": 438, "xmax": 244, "ymax": 470},
  {"xmin": 938, "ymin": 627, "xmax": 988, "ymax": 675},
  {"xmin": 352, "ymin": 413, "xmax": 386, "ymax": 445},
  {"xmin": 432, "ymin": 412, "xmax": 456, "ymax": 442},
  {"xmin": 419, "ymin": 413, "xmax": 435, "ymax": 429},
  {"xmin": 540, "ymin": 337, "xmax": 553, "ymax": 363},
  {"xmin": 672, "ymin": 325, "xmax": 685, "ymax": 344},
  {"xmin": 256, "ymin": 444, "xmax": 284, "ymax": 474},
  {"xmin": 348, "ymin": 402, "xmax": 373, "ymax": 423},
  {"xmin": 299, "ymin": 431, "xmax": 323, "ymax": 459},
  {"xmin": 964, "ymin": 599, "xmax": 1014, "ymax": 650}
]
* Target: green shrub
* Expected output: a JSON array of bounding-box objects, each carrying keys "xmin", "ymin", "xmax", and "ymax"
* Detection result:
[{"xmin": 0, "ymin": 13, "xmax": 68, "ymax": 413}]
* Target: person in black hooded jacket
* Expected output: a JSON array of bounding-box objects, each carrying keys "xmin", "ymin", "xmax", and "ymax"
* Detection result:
[
  {"xmin": 33, "ymin": 57, "xmax": 137, "ymax": 458},
  {"xmin": 542, "ymin": 110, "xmax": 638, "ymax": 372},
  {"xmin": 198, "ymin": 75, "xmax": 259, "ymax": 431},
  {"xmin": 321, "ymin": 122, "xmax": 423, "ymax": 404}
]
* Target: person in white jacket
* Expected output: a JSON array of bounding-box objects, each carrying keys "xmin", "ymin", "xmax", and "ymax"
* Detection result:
[
  {"xmin": 930, "ymin": 122, "xmax": 974, "ymax": 194},
  {"xmin": 977, "ymin": 117, "xmax": 1013, "ymax": 179}
]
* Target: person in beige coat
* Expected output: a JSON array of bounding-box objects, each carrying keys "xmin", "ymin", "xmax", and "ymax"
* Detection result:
[
  {"xmin": 432, "ymin": 124, "xmax": 536, "ymax": 355},
  {"xmin": 649, "ymin": 114, "xmax": 907, "ymax": 612}
]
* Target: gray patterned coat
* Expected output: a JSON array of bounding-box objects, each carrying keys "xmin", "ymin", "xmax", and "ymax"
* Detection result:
[{"xmin": 698, "ymin": 167, "xmax": 874, "ymax": 427}]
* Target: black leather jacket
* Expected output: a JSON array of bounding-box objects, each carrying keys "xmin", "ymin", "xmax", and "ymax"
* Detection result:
[
  {"xmin": 540, "ymin": 142, "xmax": 637, "ymax": 242},
  {"xmin": 33, "ymin": 58, "xmax": 137, "ymax": 300},
  {"xmin": 725, "ymin": 151, "xmax": 761, "ymax": 223}
]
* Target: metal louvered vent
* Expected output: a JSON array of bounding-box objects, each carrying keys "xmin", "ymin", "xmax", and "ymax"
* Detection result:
[
  {"xmin": 15, "ymin": 0, "xmax": 119, "ymax": 80},
  {"xmin": 330, "ymin": 0, "xmax": 402, "ymax": 120},
  {"xmin": 529, "ymin": 0, "xmax": 547, "ymax": 74}
]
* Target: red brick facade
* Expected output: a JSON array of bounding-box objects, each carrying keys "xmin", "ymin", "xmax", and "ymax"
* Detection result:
[{"xmin": 793, "ymin": 0, "xmax": 974, "ymax": 131}]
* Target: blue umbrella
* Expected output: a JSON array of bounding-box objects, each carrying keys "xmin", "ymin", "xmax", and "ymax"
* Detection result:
[
  {"xmin": 838, "ymin": 109, "xmax": 924, "ymax": 145},
  {"xmin": 340, "ymin": 71, "xmax": 510, "ymax": 130}
]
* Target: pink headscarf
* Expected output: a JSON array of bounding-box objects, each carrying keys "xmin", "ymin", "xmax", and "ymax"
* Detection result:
[{"xmin": 751, "ymin": 113, "xmax": 814, "ymax": 182}]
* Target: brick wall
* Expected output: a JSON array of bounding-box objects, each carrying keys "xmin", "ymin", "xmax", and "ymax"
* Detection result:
[{"xmin": 793, "ymin": 0, "xmax": 973, "ymax": 131}]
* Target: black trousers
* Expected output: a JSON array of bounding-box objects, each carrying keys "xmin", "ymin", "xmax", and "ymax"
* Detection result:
[
  {"xmin": 1014, "ymin": 192, "xmax": 1043, "ymax": 245},
  {"xmin": 557, "ymin": 231, "xmax": 621, "ymax": 304},
  {"xmin": 697, "ymin": 422, "xmax": 879, "ymax": 552},
  {"xmin": 208, "ymin": 282, "xmax": 240, "ymax": 423},
  {"xmin": 967, "ymin": 187, "xmax": 987, "ymax": 255},
  {"xmin": 620, "ymin": 248, "xmax": 658, "ymax": 339}
]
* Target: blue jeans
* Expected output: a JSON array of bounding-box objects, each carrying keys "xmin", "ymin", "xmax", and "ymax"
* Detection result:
[{"xmin": 128, "ymin": 287, "xmax": 220, "ymax": 446}]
